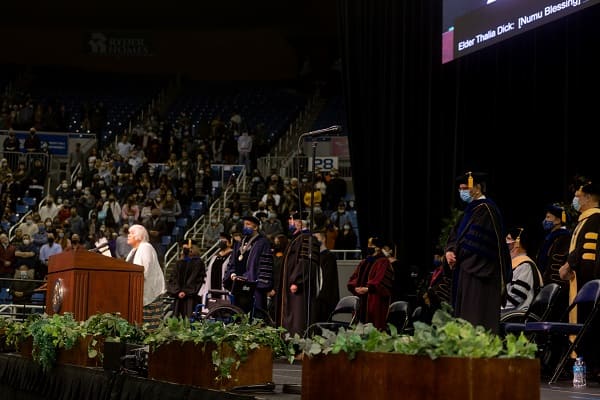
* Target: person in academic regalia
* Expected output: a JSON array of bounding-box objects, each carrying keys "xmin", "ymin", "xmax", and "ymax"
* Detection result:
[
  {"xmin": 445, "ymin": 171, "xmax": 512, "ymax": 335},
  {"xmin": 536, "ymin": 203, "xmax": 571, "ymax": 320},
  {"xmin": 223, "ymin": 215, "xmax": 273, "ymax": 313},
  {"xmin": 559, "ymin": 179, "xmax": 600, "ymax": 379},
  {"xmin": 313, "ymin": 229, "xmax": 340, "ymax": 323},
  {"xmin": 347, "ymin": 236, "xmax": 394, "ymax": 330},
  {"xmin": 280, "ymin": 212, "xmax": 320, "ymax": 336},
  {"xmin": 166, "ymin": 242, "xmax": 206, "ymax": 319}
]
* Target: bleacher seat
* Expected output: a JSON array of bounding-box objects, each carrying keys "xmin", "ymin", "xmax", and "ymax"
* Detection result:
[
  {"xmin": 22, "ymin": 197, "xmax": 37, "ymax": 207},
  {"xmin": 15, "ymin": 204, "xmax": 29, "ymax": 215},
  {"xmin": 176, "ymin": 218, "xmax": 189, "ymax": 229}
]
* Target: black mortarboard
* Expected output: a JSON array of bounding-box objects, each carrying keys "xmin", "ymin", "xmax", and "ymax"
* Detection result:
[
  {"xmin": 507, "ymin": 227, "xmax": 531, "ymax": 250},
  {"xmin": 581, "ymin": 181, "xmax": 600, "ymax": 197},
  {"xmin": 456, "ymin": 171, "xmax": 488, "ymax": 188},
  {"xmin": 545, "ymin": 203, "xmax": 567, "ymax": 224},
  {"xmin": 241, "ymin": 215, "xmax": 261, "ymax": 226}
]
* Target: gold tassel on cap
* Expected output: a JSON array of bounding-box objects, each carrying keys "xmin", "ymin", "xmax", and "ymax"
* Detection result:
[
  {"xmin": 562, "ymin": 210, "xmax": 566, "ymax": 224},
  {"xmin": 467, "ymin": 171, "xmax": 473, "ymax": 189}
]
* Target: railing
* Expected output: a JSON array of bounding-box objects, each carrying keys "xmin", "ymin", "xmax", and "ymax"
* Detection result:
[
  {"xmin": 162, "ymin": 166, "xmax": 247, "ymax": 278},
  {"xmin": 0, "ymin": 277, "xmax": 47, "ymax": 322}
]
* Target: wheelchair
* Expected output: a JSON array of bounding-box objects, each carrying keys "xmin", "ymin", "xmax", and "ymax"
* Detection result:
[{"xmin": 191, "ymin": 278, "xmax": 275, "ymax": 326}]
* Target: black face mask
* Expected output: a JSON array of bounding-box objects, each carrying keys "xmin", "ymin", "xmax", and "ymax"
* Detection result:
[
  {"xmin": 217, "ymin": 241, "xmax": 227, "ymax": 250},
  {"xmin": 183, "ymin": 248, "xmax": 190, "ymax": 256},
  {"xmin": 366, "ymin": 247, "xmax": 376, "ymax": 256}
]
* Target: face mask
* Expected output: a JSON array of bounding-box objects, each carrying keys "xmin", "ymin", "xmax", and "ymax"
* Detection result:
[
  {"xmin": 61, "ymin": 183, "xmax": 68, "ymax": 189},
  {"xmin": 45, "ymin": 222, "xmax": 52, "ymax": 227},
  {"xmin": 382, "ymin": 249, "xmax": 392, "ymax": 257},
  {"xmin": 48, "ymin": 239, "xmax": 54, "ymax": 244},
  {"xmin": 366, "ymin": 247, "xmax": 376, "ymax": 256},
  {"xmin": 217, "ymin": 241, "xmax": 227, "ymax": 250},
  {"xmin": 232, "ymin": 215, "xmax": 240, "ymax": 221},
  {"xmin": 542, "ymin": 220, "xmax": 555, "ymax": 231},
  {"xmin": 23, "ymin": 240, "xmax": 30, "ymax": 245},
  {"xmin": 242, "ymin": 226, "xmax": 254, "ymax": 236},
  {"xmin": 26, "ymin": 220, "xmax": 32, "ymax": 225},
  {"xmin": 224, "ymin": 212, "xmax": 231, "ymax": 218},
  {"xmin": 459, "ymin": 189, "xmax": 473, "ymax": 203},
  {"xmin": 572, "ymin": 196, "xmax": 581, "ymax": 212},
  {"xmin": 343, "ymin": 225, "xmax": 350, "ymax": 230},
  {"xmin": 338, "ymin": 208, "xmax": 345, "ymax": 213},
  {"xmin": 289, "ymin": 224, "xmax": 296, "ymax": 233},
  {"xmin": 20, "ymin": 271, "xmax": 28, "ymax": 279},
  {"xmin": 182, "ymin": 247, "xmax": 190, "ymax": 256},
  {"xmin": 59, "ymin": 233, "xmax": 64, "ymax": 238}
]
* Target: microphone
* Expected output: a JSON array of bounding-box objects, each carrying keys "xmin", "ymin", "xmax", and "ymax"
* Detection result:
[
  {"xmin": 88, "ymin": 242, "xmax": 110, "ymax": 253},
  {"xmin": 301, "ymin": 125, "xmax": 342, "ymax": 136}
]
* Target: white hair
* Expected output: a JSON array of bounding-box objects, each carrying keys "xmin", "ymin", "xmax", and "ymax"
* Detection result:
[{"xmin": 129, "ymin": 224, "xmax": 149, "ymax": 242}]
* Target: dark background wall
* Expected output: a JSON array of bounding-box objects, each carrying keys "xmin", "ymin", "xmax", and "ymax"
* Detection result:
[{"xmin": 4, "ymin": 0, "xmax": 598, "ymax": 274}]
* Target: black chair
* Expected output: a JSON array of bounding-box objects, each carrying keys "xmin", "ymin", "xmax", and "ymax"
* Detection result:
[
  {"xmin": 502, "ymin": 282, "xmax": 562, "ymax": 335},
  {"xmin": 304, "ymin": 295, "xmax": 360, "ymax": 337},
  {"xmin": 505, "ymin": 279, "xmax": 600, "ymax": 384},
  {"xmin": 386, "ymin": 301, "xmax": 411, "ymax": 333}
]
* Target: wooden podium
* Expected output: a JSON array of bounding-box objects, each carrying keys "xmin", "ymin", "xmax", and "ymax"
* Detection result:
[{"xmin": 45, "ymin": 250, "xmax": 144, "ymax": 324}]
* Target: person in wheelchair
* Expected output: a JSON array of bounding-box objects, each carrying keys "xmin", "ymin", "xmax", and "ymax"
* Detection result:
[{"xmin": 223, "ymin": 215, "xmax": 273, "ymax": 314}]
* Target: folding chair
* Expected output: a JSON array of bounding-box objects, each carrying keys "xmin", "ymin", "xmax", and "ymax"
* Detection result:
[
  {"xmin": 304, "ymin": 295, "xmax": 360, "ymax": 337},
  {"xmin": 386, "ymin": 300, "xmax": 411, "ymax": 333},
  {"xmin": 502, "ymin": 282, "xmax": 562, "ymax": 334},
  {"xmin": 507, "ymin": 279, "xmax": 600, "ymax": 384}
]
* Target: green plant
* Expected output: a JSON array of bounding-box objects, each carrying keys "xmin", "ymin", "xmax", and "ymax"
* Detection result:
[
  {"xmin": 82, "ymin": 312, "xmax": 146, "ymax": 360},
  {"xmin": 287, "ymin": 304, "xmax": 537, "ymax": 362},
  {"xmin": 29, "ymin": 313, "xmax": 86, "ymax": 371},
  {"xmin": 144, "ymin": 315, "xmax": 293, "ymax": 381},
  {"xmin": 4, "ymin": 314, "xmax": 40, "ymax": 350}
]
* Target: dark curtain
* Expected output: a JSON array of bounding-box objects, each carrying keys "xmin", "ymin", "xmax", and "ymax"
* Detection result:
[{"xmin": 338, "ymin": 0, "xmax": 600, "ymax": 273}]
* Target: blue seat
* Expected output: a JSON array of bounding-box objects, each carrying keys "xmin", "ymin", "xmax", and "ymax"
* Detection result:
[
  {"xmin": 176, "ymin": 217, "xmax": 188, "ymax": 228},
  {"xmin": 506, "ymin": 279, "xmax": 600, "ymax": 384},
  {"xmin": 161, "ymin": 235, "xmax": 172, "ymax": 246},
  {"xmin": 22, "ymin": 197, "xmax": 37, "ymax": 207},
  {"xmin": 171, "ymin": 226, "xmax": 181, "ymax": 240},
  {"xmin": 15, "ymin": 204, "xmax": 29, "ymax": 215}
]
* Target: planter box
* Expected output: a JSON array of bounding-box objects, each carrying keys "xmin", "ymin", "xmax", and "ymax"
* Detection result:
[
  {"xmin": 56, "ymin": 335, "xmax": 102, "ymax": 368},
  {"xmin": 148, "ymin": 341, "xmax": 273, "ymax": 390},
  {"xmin": 302, "ymin": 352, "xmax": 540, "ymax": 400},
  {"xmin": 19, "ymin": 335, "xmax": 102, "ymax": 368}
]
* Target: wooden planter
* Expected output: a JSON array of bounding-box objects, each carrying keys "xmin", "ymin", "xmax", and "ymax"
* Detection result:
[
  {"xmin": 56, "ymin": 335, "xmax": 102, "ymax": 368},
  {"xmin": 302, "ymin": 352, "xmax": 540, "ymax": 400},
  {"xmin": 19, "ymin": 335, "xmax": 102, "ymax": 368},
  {"xmin": 148, "ymin": 341, "xmax": 273, "ymax": 390}
]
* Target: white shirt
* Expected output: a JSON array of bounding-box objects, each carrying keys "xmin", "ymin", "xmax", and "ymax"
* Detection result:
[{"xmin": 127, "ymin": 241, "xmax": 165, "ymax": 305}]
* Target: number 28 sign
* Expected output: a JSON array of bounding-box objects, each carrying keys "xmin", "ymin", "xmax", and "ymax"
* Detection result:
[{"xmin": 308, "ymin": 157, "xmax": 338, "ymax": 172}]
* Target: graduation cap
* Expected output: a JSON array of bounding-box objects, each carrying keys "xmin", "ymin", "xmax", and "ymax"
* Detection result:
[
  {"xmin": 456, "ymin": 171, "xmax": 488, "ymax": 189},
  {"xmin": 546, "ymin": 203, "xmax": 567, "ymax": 224},
  {"xmin": 241, "ymin": 215, "xmax": 261, "ymax": 226},
  {"xmin": 581, "ymin": 181, "xmax": 600, "ymax": 197}
]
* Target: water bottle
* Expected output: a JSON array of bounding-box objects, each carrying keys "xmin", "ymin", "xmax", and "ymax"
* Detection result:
[{"xmin": 573, "ymin": 357, "xmax": 587, "ymax": 388}]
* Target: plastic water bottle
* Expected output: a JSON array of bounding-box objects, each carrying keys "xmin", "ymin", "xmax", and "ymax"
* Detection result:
[{"xmin": 573, "ymin": 357, "xmax": 587, "ymax": 388}]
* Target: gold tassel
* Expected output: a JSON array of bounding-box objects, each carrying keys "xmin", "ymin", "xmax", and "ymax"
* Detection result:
[
  {"xmin": 467, "ymin": 171, "xmax": 473, "ymax": 189},
  {"xmin": 562, "ymin": 210, "xmax": 566, "ymax": 224}
]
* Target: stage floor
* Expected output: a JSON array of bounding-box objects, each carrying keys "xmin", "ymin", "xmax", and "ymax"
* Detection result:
[{"xmin": 248, "ymin": 359, "xmax": 600, "ymax": 400}]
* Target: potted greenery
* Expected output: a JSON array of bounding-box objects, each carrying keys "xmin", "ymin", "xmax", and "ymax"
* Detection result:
[
  {"xmin": 0, "ymin": 317, "xmax": 12, "ymax": 352},
  {"xmin": 27, "ymin": 313, "xmax": 85, "ymax": 371},
  {"xmin": 144, "ymin": 314, "xmax": 292, "ymax": 390},
  {"xmin": 81, "ymin": 312, "xmax": 146, "ymax": 363},
  {"xmin": 289, "ymin": 305, "xmax": 539, "ymax": 400}
]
